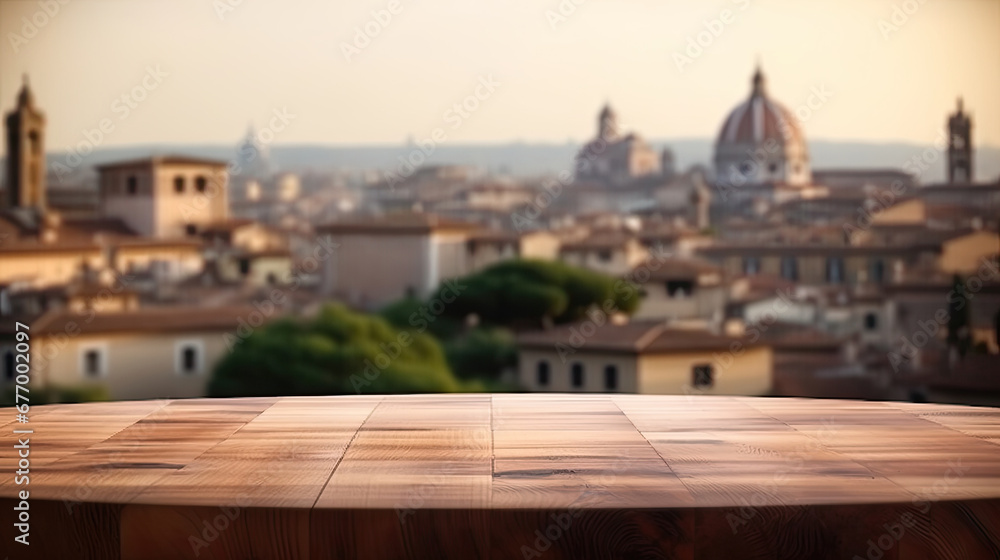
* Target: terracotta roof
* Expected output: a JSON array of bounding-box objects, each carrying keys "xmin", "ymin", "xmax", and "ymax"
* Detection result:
[
  {"xmin": 198, "ymin": 219, "xmax": 256, "ymax": 233},
  {"xmin": 560, "ymin": 231, "xmax": 636, "ymax": 251},
  {"xmin": 716, "ymin": 68, "xmax": 804, "ymax": 147},
  {"xmin": 316, "ymin": 213, "xmax": 479, "ymax": 235},
  {"xmin": 636, "ymin": 257, "xmax": 722, "ymax": 282},
  {"xmin": 517, "ymin": 321, "xmax": 757, "ymax": 354},
  {"xmin": 697, "ymin": 244, "xmax": 909, "ymax": 257},
  {"xmin": 95, "ymin": 155, "xmax": 229, "ymax": 170},
  {"xmin": 32, "ymin": 305, "xmax": 258, "ymax": 336},
  {"xmin": 113, "ymin": 237, "xmax": 203, "ymax": 249}
]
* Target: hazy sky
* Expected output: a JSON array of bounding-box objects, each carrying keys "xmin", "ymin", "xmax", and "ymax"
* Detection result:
[{"xmin": 1, "ymin": 0, "xmax": 998, "ymax": 151}]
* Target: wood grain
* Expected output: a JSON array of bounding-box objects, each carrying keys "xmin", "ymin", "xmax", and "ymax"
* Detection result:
[{"xmin": 1, "ymin": 394, "xmax": 999, "ymax": 559}]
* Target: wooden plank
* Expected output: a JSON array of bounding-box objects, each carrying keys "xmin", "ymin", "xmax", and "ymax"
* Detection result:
[
  {"xmin": 314, "ymin": 395, "xmax": 493, "ymax": 509},
  {"xmin": 133, "ymin": 396, "xmax": 381, "ymax": 508},
  {"xmin": 1, "ymin": 394, "xmax": 999, "ymax": 559}
]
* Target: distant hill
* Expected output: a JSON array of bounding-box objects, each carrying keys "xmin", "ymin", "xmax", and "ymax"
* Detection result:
[{"xmin": 6, "ymin": 139, "xmax": 1000, "ymax": 188}]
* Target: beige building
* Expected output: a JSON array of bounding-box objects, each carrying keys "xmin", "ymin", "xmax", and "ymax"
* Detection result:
[
  {"xmin": 317, "ymin": 213, "xmax": 480, "ymax": 308},
  {"xmin": 465, "ymin": 230, "xmax": 561, "ymax": 273},
  {"xmin": 1, "ymin": 83, "xmax": 212, "ymax": 289},
  {"xmin": 559, "ymin": 230, "xmax": 649, "ymax": 277},
  {"xmin": 216, "ymin": 249, "xmax": 294, "ymax": 286},
  {"xmin": 2, "ymin": 306, "xmax": 251, "ymax": 401},
  {"xmin": 517, "ymin": 320, "xmax": 772, "ymax": 395},
  {"xmin": 95, "ymin": 156, "xmax": 229, "ymax": 239},
  {"xmin": 633, "ymin": 257, "xmax": 727, "ymax": 322}
]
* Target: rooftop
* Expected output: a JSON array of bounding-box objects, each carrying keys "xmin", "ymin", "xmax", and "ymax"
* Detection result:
[{"xmin": 517, "ymin": 320, "xmax": 752, "ymax": 354}]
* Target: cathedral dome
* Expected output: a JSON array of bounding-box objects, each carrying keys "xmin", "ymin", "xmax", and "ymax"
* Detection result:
[{"xmin": 713, "ymin": 67, "xmax": 810, "ymax": 187}]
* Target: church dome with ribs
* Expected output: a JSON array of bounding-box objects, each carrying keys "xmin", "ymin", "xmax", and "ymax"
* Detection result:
[{"xmin": 713, "ymin": 66, "xmax": 811, "ymax": 187}]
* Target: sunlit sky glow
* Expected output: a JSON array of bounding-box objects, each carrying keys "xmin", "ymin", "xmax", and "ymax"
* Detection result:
[{"xmin": 1, "ymin": 0, "xmax": 998, "ymax": 151}]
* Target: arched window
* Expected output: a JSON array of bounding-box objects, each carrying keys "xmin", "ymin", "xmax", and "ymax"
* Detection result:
[
  {"xmin": 126, "ymin": 176, "xmax": 138, "ymax": 195},
  {"xmin": 570, "ymin": 363, "xmax": 584, "ymax": 389},
  {"xmin": 195, "ymin": 176, "xmax": 208, "ymax": 193},
  {"xmin": 603, "ymin": 365, "xmax": 618, "ymax": 391},
  {"xmin": 536, "ymin": 361, "xmax": 550, "ymax": 387},
  {"xmin": 174, "ymin": 176, "xmax": 186, "ymax": 193}
]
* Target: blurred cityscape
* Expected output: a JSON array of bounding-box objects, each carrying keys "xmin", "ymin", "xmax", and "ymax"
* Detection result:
[{"xmin": 1, "ymin": 3, "xmax": 999, "ymax": 407}]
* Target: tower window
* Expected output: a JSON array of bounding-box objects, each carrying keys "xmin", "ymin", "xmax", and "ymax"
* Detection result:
[
  {"xmin": 28, "ymin": 131, "xmax": 41, "ymax": 156},
  {"xmin": 174, "ymin": 176, "xmax": 186, "ymax": 193},
  {"xmin": 195, "ymin": 177, "xmax": 208, "ymax": 193},
  {"xmin": 571, "ymin": 363, "xmax": 584, "ymax": 389},
  {"xmin": 126, "ymin": 176, "xmax": 138, "ymax": 195},
  {"xmin": 536, "ymin": 361, "xmax": 550, "ymax": 387}
]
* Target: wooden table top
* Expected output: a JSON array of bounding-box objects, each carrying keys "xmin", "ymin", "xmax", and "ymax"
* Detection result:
[{"xmin": 3, "ymin": 394, "xmax": 1000, "ymax": 511}]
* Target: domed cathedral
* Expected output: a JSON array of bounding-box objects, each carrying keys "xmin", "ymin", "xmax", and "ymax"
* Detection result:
[
  {"xmin": 713, "ymin": 66, "xmax": 811, "ymax": 188},
  {"xmin": 574, "ymin": 103, "xmax": 668, "ymax": 187}
]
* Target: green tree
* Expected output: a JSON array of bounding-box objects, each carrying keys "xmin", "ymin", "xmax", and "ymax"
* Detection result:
[
  {"xmin": 429, "ymin": 259, "xmax": 640, "ymax": 329},
  {"xmin": 443, "ymin": 327, "xmax": 518, "ymax": 382},
  {"xmin": 209, "ymin": 304, "xmax": 462, "ymax": 397}
]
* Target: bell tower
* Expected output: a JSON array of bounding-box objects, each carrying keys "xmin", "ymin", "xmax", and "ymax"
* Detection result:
[
  {"xmin": 4, "ymin": 74, "xmax": 47, "ymax": 212},
  {"xmin": 947, "ymin": 97, "xmax": 972, "ymax": 184},
  {"xmin": 598, "ymin": 103, "xmax": 619, "ymax": 142}
]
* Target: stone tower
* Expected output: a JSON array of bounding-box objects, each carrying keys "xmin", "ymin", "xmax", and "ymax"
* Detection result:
[
  {"xmin": 4, "ymin": 75, "xmax": 47, "ymax": 211},
  {"xmin": 598, "ymin": 103, "xmax": 619, "ymax": 142},
  {"xmin": 947, "ymin": 97, "xmax": 972, "ymax": 184}
]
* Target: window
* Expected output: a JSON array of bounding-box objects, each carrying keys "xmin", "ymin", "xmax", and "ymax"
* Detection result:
[
  {"xmin": 743, "ymin": 256, "xmax": 761, "ymax": 276},
  {"xmin": 176, "ymin": 340, "xmax": 204, "ymax": 375},
  {"xmin": 870, "ymin": 259, "xmax": 885, "ymax": 284},
  {"xmin": 604, "ymin": 365, "xmax": 618, "ymax": 391},
  {"xmin": 780, "ymin": 256, "xmax": 798, "ymax": 281},
  {"xmin": 3, "ymin": 350, "xmax": 14, "ymax": 381},
  {"xmin": 266, "ymin": 272, "xmax": 278, "ymax": 285},
  {"xmin": 666, "ymin": 280, "xmax": 694, "ymax": 299},
  {"xmin": 571, "ymin": 363, "xmax": 584, "ymax": 389},
  {"xmin": 195, "ymin": 176, "xmax": 208, "ymax": 193},
  {"xmin": 768, "ymin": 162, "xmax": 778, "ymax": 173},
  {"xmin": 692, "ymin": 364, "xmax": 714, "ymax": 388},
  {"xmin": 864, "ymin": 313, "xmax": 878, "ymax": 331},
  {"xmin": 238, "ymin": 258, "xmax": 251, "ymax": 276},
  {"xmin": 185, "ymin": 224, "xmax": 198, "ymax": 236},
  {"xmin": 597, "ymin": 250, "xmax": 612, "ymax": 262},
  {"xmin": 80, "ymin": 345, "xmax": 106, "ymax": 378},
  {"xmin": 174, "ymin": 176, "xmax": 186, "ymax": 193},
  {"xmin": 536, "ymin": 361, "xmax": 550, "ymax": 387},
  {"xmin": 126, "ymin": 176, "xmax": 138, "ymax": 195},
  {"xmin": 826, "ymin": 257, "xmax": 845, "ymax": 284}
]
